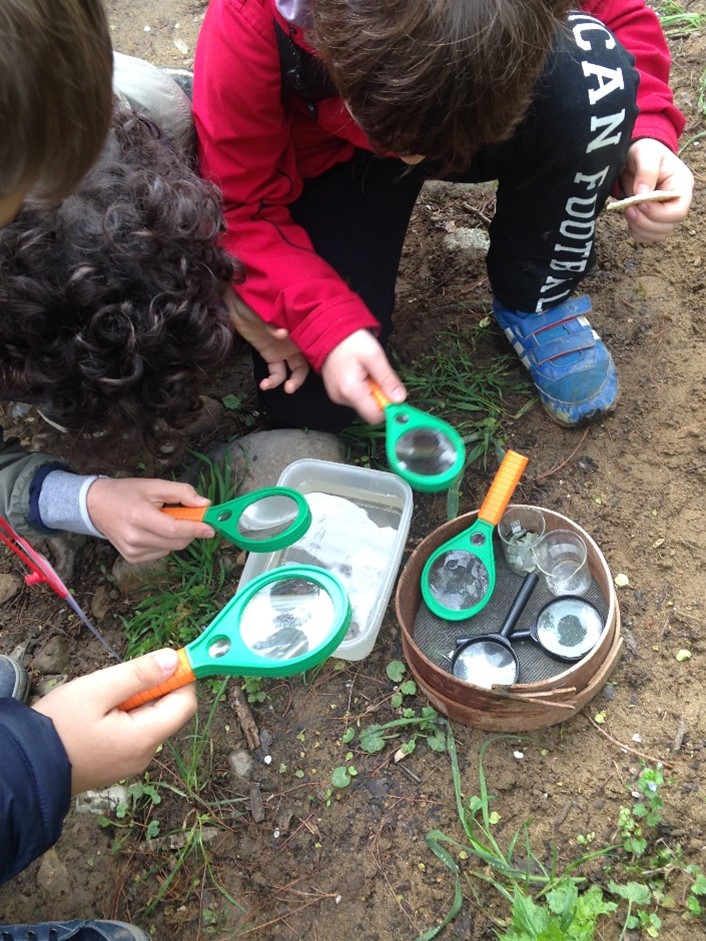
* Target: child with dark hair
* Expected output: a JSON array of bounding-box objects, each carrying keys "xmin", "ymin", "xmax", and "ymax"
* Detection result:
[
  {"xmin": 193, "ymin": 0, "xmax": 693, "ymax": 432},
  {"xmin": 0, "ymin": 43, "xmax": 310, "ymax": 936},
  {"xmin": 0, "ymin": 9, "xmax": 198, "ymax": 940},
  {"xmin": 0, "ymin": 91, "xmax": 307, "ymax": 565}
]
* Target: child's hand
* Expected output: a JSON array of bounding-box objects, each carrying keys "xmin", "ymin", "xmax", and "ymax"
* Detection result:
[
  {"xmin": 619, "ymin": 139, "xmax": 693, "ymax": 243},
  {"xmin": 86, "ymin": 477, "xmax": 216, "ymax": 563},
  {"xmin": 321, "ymin": 330, "xmax": 407, "ymax": 424},
  {"xmin": 227, "ymin": 292, "xmax": 309, "ymax": 393},
  {"xmin": 33, "ymin": 649, "xmax": 197, "ymax": 795}
]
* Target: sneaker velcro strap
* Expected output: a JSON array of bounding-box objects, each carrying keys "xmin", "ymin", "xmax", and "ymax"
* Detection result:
[{"xmin": 525, "ymin": 327, "xmax": 598, "ymax": 366}]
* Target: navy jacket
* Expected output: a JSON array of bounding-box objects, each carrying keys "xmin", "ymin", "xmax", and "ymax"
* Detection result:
[{"xmin": 0, "ymin": 698, "xmax": 71, "ymax": 883}]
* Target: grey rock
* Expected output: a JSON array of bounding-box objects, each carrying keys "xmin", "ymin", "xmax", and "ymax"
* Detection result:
[
  {"xmin": 36, "ymin": 847, "xmax": 71, "ymax": 895},
  {"xmin": 228, "ymin": 748, "xmax": 255, "ymax": 781},
  {"xmin": 0, "ymin": 573, "xmax": 23, "ymax": 605},
  {"xmin": 112, "ymin": 555, "xmax": 171, "ymax": 595},
  {"xmin": 75, "ymin": 784, "xmax": 131, "ymax": 816},
  {"xmin": 217, "ymin": 428, "xmax": 345, "ymax": 492},
  {"xmin": 32, "ymin": 635, "xmax": 71, "ymax": 674},
  {"xmin": 89, "ymin": 584, "xmax": 113, "ymax": 621},
  {"xmin": 42, "ymin": 532, "xmax": 87, "ymax": 582}
]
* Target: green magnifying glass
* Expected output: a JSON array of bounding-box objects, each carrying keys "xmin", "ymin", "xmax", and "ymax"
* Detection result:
[
  {"xmin": 421, "ymin": 450, "xmax": 529, "ymax": 621},
  {"xmin": 120, "ymin": 565, "xmax": 350, "ymax": 711},
  {"xmin": 162, "ymin": 486, "xmax": 311, "ymax": 552},
  {"xmin": 370, "ymin": 382, "xmax": 466, "ymax": 492}
]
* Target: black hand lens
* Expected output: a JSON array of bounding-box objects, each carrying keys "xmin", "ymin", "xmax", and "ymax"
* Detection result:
[
  {"xmin": 515, "ymin": 594, "xmax": 605, "ymax": 661},
  {"xmin": 451, "ymin": 574, "xmax": 606, "ymax": 688},
  {"xmin": 450, "ymin": 572, "xmax": 539, "ymax": 688}
]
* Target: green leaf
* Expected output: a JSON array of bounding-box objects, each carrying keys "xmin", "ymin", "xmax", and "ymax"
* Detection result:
[
  {"xmin": 607, "ymin": 880, "xmax": 652, "ymax": 905},
  {"xmin": 400, "ymin": 679, "xmax": 417, "ymax": 696},
  {"xmin": 359, "ymin": 726, "xmax": 386, "ymax": 753},
  {"xmin": 427, "ymin": 732, "xmax": 447, "ymax": 753},
  {"xmin": 222, "ymin": 393, "xmax": 244, "ymax": 410},
  {"xmin": 341, "ymin": 727, "xmax": 355, "ymax": 744},
  {"xmin": 391, "ymin": 692, "xmax": 403, "ymax": 709},
  {"xmin": 691, "ymin": 872, "xmax": 706, "ymax": 896},
  {"xmin": 687, "ymin": 896, "xmax": 702, "ymax": 915},
  {"xmin": 330, "ymin": 766, "xmax": 351, "ymax": 788},
  {"xmin": 386, "ymin": 660, "xmax": 407, "ymax": 682}
]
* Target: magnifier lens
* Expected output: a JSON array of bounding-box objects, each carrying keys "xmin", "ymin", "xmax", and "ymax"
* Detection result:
[
  {"xmin": 236, "ymin": 495, "xmax": 301, "ymax": 541},
  {"xmin": 239, "ymin": 576, "xmax": 335, "ymax": 659},
  {"xmin": 425, "ymin": 550, "xmax": 490, "ymax": 611},
  {"xmin": 453, "ymin": 640, "xmax": 517, "ymax": 688},
  {"xmin": 535, "ymin": 596, "xmax": 604, "ymax": 659},
  {"xmin": 394, "ymin": 428, "xmax": 458, "ymax": 477}
]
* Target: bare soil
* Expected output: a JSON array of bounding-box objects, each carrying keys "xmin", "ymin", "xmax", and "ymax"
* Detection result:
[{"xmin": 1, "ymin": 3, "xmax": 705, "ymax": 939}]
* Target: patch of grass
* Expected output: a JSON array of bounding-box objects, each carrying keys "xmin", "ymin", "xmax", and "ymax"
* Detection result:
[
  {"xmin": 103, "ymin": 680, "xmax": 247, "ymax": 925},
  {"xmin": 342, "ymin": 322, "xmax": 534, "ymax": 485},
  {"xmin": 651, "ymin": 0, "xmax": 706, "ymax": 36},
  {"xmin": 121, "ymin": 454, "xmax": 240, "ymax": 657},
  {"xmin": 416, "ymin": 731, "xmax": 706, "ymax": 940}
]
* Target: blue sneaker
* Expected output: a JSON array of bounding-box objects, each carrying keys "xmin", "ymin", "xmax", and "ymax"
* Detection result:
[
  {"xmin": 493, "ymin": 294, "xmax": 619, "ymax": 427},
  {"xmin": 0, "ymin": 654, "xmax": 28, "ymax": 702},
  {"xmin": 0, "ymin": 922, "xmax": 148, "ymax": 941}
]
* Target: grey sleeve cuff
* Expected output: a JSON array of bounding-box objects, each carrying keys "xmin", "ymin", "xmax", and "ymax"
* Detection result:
[{"xmin": 38, "ymin": 470, "xmax": 106, "ymax": 538}]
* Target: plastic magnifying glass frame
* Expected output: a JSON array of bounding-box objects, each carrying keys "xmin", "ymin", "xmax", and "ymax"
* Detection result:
[
  {"xmin": 162, "ymin": 486, "xmax": 311, "ymax": 552},
  {"xmin": 370, "ymin": 382, "xmax": 466, "ymax": 492},
  {"xmin": 120, "ymin": 565, "xmax": 350, "ymax": 710}
]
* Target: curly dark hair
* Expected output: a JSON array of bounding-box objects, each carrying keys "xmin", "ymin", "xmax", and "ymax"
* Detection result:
[
  {"xmin": 0, "ymin": 107, "xmax": 237, "ymax": 462},
  {"xmin": 310, "ymin": 0, "xmax": 572, "ymax": 175}
]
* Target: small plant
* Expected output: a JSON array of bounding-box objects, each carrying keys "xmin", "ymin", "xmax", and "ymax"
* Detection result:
[
  {"xmin": 418, "ymin": 736, "xmax": 706, "ymax": 940},
  {"xmin": 240, "ymin": 674, "xmax": 268, "ymax": 704},
  {"xmin": 416, "ymin": 730, "xmax": 619, "ymax": 941},
  {"xmin": 616, "ymin": 765, "xmax": 666, "ymax": 859},
  {"xmin": 342, "ymin": 661, "xmax": 447, "ymax": 757},
  {"xmin": 102, "ymin": 678, "xmax": 247, "ymax": 923}
]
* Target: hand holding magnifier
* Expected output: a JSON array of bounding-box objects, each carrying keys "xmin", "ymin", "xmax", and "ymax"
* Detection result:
[
  {"xmin": 162, "ymin": 486, "xmax": 311, "ymax": 551},
  {"xmin": 369, "ymin": 381, "xmax": 466, "ymax": 492},
  {"xmin": 120, "ymin": 565, "xmax": 350, "ymax": 711}
]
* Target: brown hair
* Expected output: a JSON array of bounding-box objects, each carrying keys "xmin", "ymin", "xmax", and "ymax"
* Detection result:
[
  {"xmin": 0, "ymin": 108, "xmax": 236, "ymax": 464},
  {"xmin": 310, "ymin": 0, "xmax": 571, "ymax": 174},
  {"xmin": 0, "ymin": 0, "xmax": 113, "ymax": 203}
]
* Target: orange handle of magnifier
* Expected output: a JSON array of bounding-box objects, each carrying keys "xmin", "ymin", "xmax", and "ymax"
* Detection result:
[
  {"xmin": 119, "ymin": 648, "xmax": 196, "ymax": 711},
  {"xmin": 478, "ymin": 450, "xmax": 528, "ymax": 526},
  {"xmin": 162, "ymin": 506, "xmax": 208, "ymax": 522},
  {"xmin": 369, "ymin": 380, "xmax": 391, "ymax": 411}
]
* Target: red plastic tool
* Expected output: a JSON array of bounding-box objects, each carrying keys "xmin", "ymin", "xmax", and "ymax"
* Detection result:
[{"xmin": 0, "ymin": 517, "xmax": 121, "ymax": 660}]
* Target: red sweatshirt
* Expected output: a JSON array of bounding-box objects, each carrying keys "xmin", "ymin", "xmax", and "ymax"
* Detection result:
[{"xmin": 193, "ymin": 0, "xmax": 685, "ymax": 371}]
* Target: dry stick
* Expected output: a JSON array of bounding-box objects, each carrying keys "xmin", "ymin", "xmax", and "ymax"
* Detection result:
[
  {"xmin": 586, "ymin": 716, "xmax": 675, "ymax": 770},
  {"xmin": 535, "ymin": 426, "xmax": 591, "ymax": 482},
  {"xmin": 230, "ymin": 682, "xmax": 260, "ymax": 749},
  {"xmin": 604, "ymin": 189, "xmax": 680, "ymax": 211}
]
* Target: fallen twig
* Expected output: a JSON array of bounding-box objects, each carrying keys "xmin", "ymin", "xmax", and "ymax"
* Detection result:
[
  {"xmin": 231, "ymin": 682, "xmax": 260, "ymax": 749},
  {"xmin": 535, "ymin": 427, "xmax": 590, "ymax": 481},
  {"xmin": 604, "ymin": 190, "xmax": 679, "ymax": 212},
  {"xmin": 586, "ymin": 716, "xmax": 675, "ymax": 769}
]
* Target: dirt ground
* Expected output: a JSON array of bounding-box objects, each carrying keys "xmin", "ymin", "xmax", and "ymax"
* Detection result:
[{"xmin": 1, "ymin": 3, "xmax": 705, "ymax": 939}]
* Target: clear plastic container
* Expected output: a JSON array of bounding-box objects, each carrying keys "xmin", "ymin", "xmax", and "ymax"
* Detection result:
[{"xmin": 237, "ymin": 459, "xmax": 413, "ymax": 660}]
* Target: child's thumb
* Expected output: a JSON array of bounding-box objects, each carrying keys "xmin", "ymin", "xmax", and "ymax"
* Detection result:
[{"xmin": 107, "ymin": 648, "xmax": 182, "ymax": 706}]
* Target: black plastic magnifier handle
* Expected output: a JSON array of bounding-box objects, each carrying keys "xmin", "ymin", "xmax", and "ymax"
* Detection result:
[
  {"xmin": 456, "ymin": 571, "xmax": 540, "ymax": 646},
  {"xmin": 497, "ymin": 572, "xmax": 540, "ymax": 638}
]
